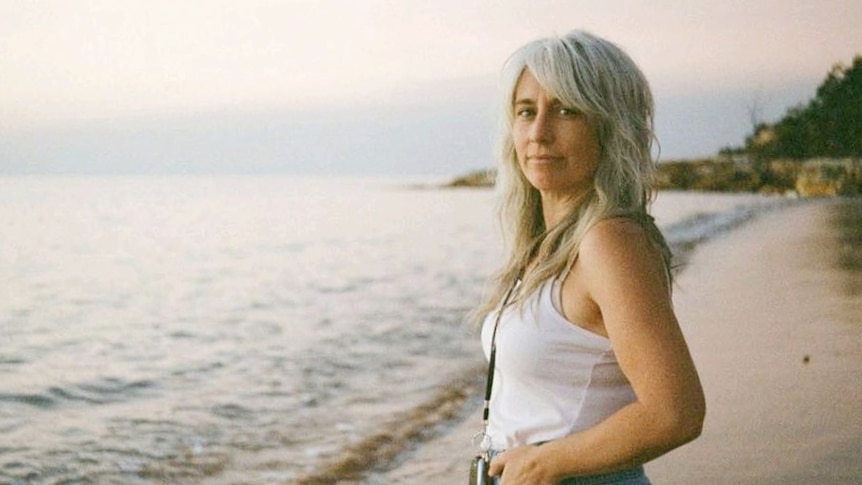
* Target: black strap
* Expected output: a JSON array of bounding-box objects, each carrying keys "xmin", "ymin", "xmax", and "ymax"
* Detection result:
[{"xmin": 481, "ymin": 278, "xmax": 520, "ymax": 434}]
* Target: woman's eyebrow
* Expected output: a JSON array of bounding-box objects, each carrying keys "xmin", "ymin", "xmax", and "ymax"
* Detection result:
[{"xmin": 513, "ymin": 96, "xmax": 565, "ymax": 106}]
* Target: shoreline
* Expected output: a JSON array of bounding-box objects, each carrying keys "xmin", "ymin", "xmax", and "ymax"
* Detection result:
[{"xmin": 376, "ymin": 197, "xmax": 862, "ymax": 484}]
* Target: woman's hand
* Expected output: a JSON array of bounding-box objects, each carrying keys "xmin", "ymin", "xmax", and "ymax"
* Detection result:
[{"xmin": 488, "ymin": 445, "xmax": 560, "ymax": 485}]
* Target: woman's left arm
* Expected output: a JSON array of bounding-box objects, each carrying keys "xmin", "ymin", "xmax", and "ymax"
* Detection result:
[{"xmin": 490, "ymin": 219, "xmax": 705, "ymax": 483}]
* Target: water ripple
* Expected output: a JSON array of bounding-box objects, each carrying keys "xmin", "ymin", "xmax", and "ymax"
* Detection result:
[{"xmin": 0, "ymin": 392, "xmax": 56, "ymax": 408}]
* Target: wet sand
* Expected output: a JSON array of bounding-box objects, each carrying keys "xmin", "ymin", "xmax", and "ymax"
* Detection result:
[{"xmin": 379, "ymin": 199, "xmax": 862, "ymax": 484}]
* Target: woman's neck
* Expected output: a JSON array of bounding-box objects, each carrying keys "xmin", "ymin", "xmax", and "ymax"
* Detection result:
[{"xmin": 540, "ymin": 190, "xmax": 589, "ymax": 229}]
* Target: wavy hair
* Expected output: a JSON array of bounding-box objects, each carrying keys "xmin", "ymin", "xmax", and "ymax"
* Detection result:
[{"xmin": 474, "ymin": 29, "xmax": 671, "ymax": 321}]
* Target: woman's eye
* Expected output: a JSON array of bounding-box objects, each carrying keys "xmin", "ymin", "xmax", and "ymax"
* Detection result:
[
  {"xmin": 516, "ymin": 108, "xmax": 535, "ymax": 118},
  {"xmin": 558, "ymin": 107, "xmax": 579, "ymax": 117}
]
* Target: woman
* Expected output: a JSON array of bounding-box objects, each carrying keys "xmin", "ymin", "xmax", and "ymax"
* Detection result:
[{"xmin": 475, "ymin": 30, "xmax": 705, "ymax": 484}]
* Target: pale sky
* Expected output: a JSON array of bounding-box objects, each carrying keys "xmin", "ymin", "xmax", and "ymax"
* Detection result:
[{"xmin": 2, "ymin": 0, "xmax": 861, "ymax": 174}]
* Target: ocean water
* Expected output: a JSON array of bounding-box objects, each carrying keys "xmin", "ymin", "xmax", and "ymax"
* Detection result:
[{"xmin": 0, "ymin": 176, "xmax": 790, "ymax": 485}]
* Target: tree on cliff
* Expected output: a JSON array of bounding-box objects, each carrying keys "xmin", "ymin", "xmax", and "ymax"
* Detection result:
[{"xmin": 747, "ymin": 55, "xmax": 862, "ymax": 160}]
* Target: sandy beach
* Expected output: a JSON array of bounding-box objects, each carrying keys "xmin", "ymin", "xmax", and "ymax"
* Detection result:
[
  {"xmin": 379, "ymin": 198, "xmax": 862, "ymax": 484},
  {"xmin": 646, "ymin": 198, "xmax": 862, "ymax": 484}
]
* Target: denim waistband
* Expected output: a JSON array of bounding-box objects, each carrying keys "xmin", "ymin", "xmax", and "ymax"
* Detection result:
[{"xmin": 488, "ymin": 450, "xmax": 650, "ymax": 485}]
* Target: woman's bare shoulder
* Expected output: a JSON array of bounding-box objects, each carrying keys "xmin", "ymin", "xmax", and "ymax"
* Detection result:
[{"xmin": 580, "ymin": 216, "xmax": 656, "ymax": 261}]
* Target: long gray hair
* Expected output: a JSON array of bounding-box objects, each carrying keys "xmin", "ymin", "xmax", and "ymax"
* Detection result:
[{"xmin": 474, "ymin": 29, "xmax": 671, "ymax": 321}]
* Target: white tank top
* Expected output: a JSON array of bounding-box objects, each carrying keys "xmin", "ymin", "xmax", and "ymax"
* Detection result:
[{"xmin": 481, "ymin": 279, "xmax": 637, "ymax": 450}]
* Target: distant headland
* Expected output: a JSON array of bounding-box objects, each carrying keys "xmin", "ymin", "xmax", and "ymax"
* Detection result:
[{"xmin": 443, "ymin": 158, "xmax": 862, "ymax": 197}]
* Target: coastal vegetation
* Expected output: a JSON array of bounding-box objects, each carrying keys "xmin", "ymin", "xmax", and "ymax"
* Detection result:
[
  {"xmin": 447, "ymin": 55, "xmax": 862, "ymax": 197},
  {"xmin": 740, "ymin": 56, "xmax": 862, "ymax": 161}
]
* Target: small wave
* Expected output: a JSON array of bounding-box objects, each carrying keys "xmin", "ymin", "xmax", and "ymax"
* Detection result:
[
  {"xmin": 287, "ymin": 365, "xmax": 484, "ymax": 485},
  {"xmin": 211, "ymin": 403, "xmax": 254, "ymax": 420},
  {"xmin": 0, "ymin": 356, "xmax": 27, "ymax": 366},
  {"xmin": 77, "ymin": 377, "xmax": 156, "ymax": 396},
  {"xmin": 0, "ymin": 392, "xmax": 56, "ymax": 408},
  {"xmin": 664, "ymin": 198, "xmax": 799, "ymax": 264},
  {"xmin": 4, "ymin": 378, "xmax": 157, "ymax": 408},
  {"xmin": 131, "ymin": 446, "xmax": 232, "ymax": 483},
  {"xmin": 170, "ymin": 330, "xmax": 196, "ymax": 339},
  {"xmin": 48, "ymin": 386, "xmax": 106, "ymax": 404}
]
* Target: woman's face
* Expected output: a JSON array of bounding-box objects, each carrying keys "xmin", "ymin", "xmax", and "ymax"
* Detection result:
[{"xmin": 512, "ymin": 70, "xmax": 601, "ymax": 198}]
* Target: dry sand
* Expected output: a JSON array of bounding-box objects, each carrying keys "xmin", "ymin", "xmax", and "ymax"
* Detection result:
[{"xmin": 379, "ymin": 199, "xmax": 862, "ymax": 484}]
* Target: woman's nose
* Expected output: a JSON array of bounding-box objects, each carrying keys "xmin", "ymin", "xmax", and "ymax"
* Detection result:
[{"xmin": 528, "ymin": 112, "xmax": 553, "ymax": 143}]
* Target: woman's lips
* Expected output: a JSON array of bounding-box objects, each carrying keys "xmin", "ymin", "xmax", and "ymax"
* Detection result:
[{"xmin": 529, "ymin": 155, "xmax": 562, "ymax": 162}]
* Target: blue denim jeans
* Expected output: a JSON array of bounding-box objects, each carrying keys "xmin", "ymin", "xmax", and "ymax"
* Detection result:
[{"xmin": 488, "ymin": 450, "xmax": 651, "ymax": 485}]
